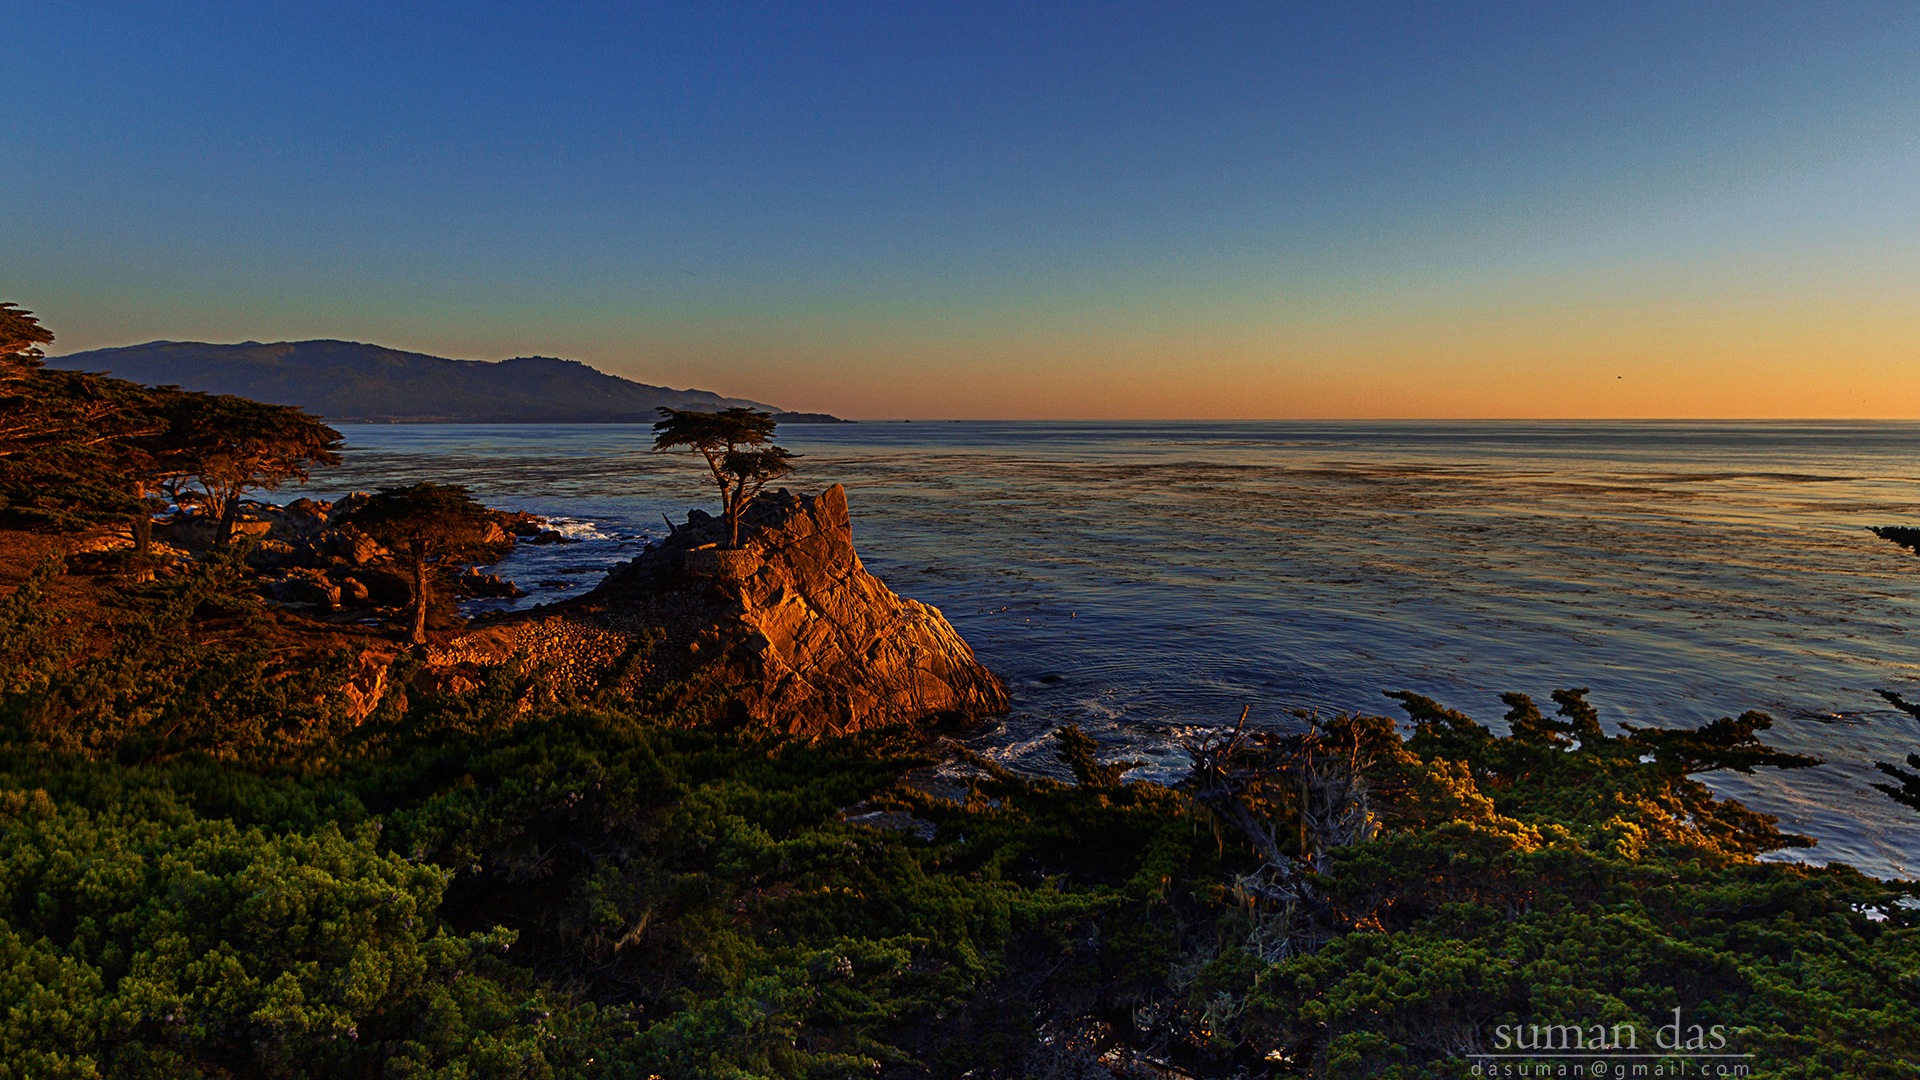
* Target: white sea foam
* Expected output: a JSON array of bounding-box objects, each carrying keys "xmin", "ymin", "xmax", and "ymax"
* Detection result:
[{"xmin": 542, "ymin": 516, "xmax": 616, "ymax": 541}]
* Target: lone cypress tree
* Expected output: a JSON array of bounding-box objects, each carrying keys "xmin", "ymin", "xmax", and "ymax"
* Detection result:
[
  {"xmin": 339, "ymin": 483, "xmax": 498, "ymax": 644},
  {"xmin": 651, "ymin": 407, "xmax": 796, "ymax": 548}
]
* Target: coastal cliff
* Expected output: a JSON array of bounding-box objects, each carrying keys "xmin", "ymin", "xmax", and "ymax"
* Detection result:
[{"xmin": 445, "ymin": 484, "xmax": 1008, "ymax": 735}]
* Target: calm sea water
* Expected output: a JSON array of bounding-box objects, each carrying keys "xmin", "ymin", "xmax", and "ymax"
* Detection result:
[{"xmin": 301, "ymin": 421, "xmax": 1920, "ymax": 879}]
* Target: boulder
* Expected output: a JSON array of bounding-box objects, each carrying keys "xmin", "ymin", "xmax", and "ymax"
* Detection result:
[
  {"xmin": 338, "ymin": 648, "xmax": 399, "ymax": 724},
  {"xmin": 244, "ymin": 538, "xmax": 299, "ymax": 570},
  {"xmin": 155, "ymin": 513, "xmax": 219, "ymax": 551},
  {"xmin": 285, "ymin": 497, "xmax": 330, "ymax": 519},
  {"xmin": 231, "ymin": 500, "xmax": 324, "ymax": 544},
  {"xmin": 455, "ymin": 567, "xmax": 527, "ymax": 599},
  {"xmin": 263, "ymin": 567, "xmax": 342, "ymax": 609},
  {"xmin": 572, "ymin": 484, "xmax": 1008, "ymax": 736},
  {"xmin": 337, "ymin": 575, "xmax": 371, "ymax": 605},
  {"xmin": 324, "ymin": 528, "xmax": 388, "ymax": 566},
  {"xmin": 501, "ymin": 510, "xmax": 548, "ymax": 537}
]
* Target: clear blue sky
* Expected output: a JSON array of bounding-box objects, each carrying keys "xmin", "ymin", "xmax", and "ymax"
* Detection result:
[{"xmin": 6, "ymin": 2, "xmax": 1918, "ymax": 417}]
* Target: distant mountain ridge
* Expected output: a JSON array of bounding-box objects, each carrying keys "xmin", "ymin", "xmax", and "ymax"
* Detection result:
[{"xmin": 46, "ymin": 339, "xmax": 840, "ymax": 424}]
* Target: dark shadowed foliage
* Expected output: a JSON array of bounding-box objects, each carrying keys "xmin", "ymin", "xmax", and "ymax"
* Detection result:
[
  {"xmin": 337, "ymin": 482, "xmax": 499, "ymax": 644},
  {"xmin": 151, "ymin": 393, "xmax": 342, "ymax": 547}
]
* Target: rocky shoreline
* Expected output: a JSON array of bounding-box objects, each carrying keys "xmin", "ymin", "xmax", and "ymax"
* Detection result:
[
  {"xmin": 113, "ymin": 482, "xmax": 1008, "ymax": 736},
  {"xmin": 138, "ymin": 495, "xmax": 574, "ymax": 616},
  {"xmin": 439, "ymin": 484, "xmax": 1010, "ymax": 735}
]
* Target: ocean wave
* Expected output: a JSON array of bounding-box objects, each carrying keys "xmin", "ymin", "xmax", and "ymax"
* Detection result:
[{"xmin": 541, "ymin": 516, "xmax": 618, "ymax": 541}]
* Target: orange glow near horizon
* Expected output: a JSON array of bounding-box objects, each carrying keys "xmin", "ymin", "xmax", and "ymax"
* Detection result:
[
  {"xmin": 569, "ymin": 289, "xmax": 1920, "ymax": 421},
  {"xmin": 38, "ymin": 285, "xmax": 1920, "ymax": 422}
]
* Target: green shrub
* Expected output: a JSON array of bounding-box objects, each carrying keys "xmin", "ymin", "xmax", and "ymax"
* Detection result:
[{"xmin": 3, "ymin": 555, "xmax": 1917, "ymax": 1076}]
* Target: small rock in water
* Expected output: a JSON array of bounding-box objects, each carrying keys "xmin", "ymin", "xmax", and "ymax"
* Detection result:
[{"xmin": 456, "ymin": 569, "xmax": 528, "ymax": 599}]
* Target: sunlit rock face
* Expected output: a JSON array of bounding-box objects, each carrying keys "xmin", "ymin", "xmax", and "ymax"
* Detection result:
[{"xmin": 482, "ymin": 484, "xmax": 1008, "ymax": 736}]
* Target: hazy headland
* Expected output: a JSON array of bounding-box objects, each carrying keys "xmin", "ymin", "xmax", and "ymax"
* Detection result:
[{"xmin": 48, "ymin": 339, "xmax": 846, "ymax": 425}]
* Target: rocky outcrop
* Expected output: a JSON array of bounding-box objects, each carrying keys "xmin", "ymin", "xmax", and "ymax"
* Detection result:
[
  {"xmin": 154, "ymin": 497, "xmax": 531, "ymax": 615},
  {"xmin": 166, "ymin": 485, "xmax": 1002, "ymax": 736},
  {"xmin": 465, "ymin": 485, "xmax": 1007, "ymax": 736}
]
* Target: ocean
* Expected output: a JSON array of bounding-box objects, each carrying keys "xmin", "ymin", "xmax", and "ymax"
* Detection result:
[{"xmin": 300, "ymin": 420, "xmax": 1920, "ymax": 879}]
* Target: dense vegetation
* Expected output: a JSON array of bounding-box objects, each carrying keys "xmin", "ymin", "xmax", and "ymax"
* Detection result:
[
  {"xmin": 0, "ymin": 548, "xmax": 1915, "ymax": 1078},
  {"xmin": 0, "ymin": 304, "xmax": 340, "ymax": 544}
]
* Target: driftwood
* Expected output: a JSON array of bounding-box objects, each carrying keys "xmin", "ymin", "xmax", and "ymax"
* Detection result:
[{"xmin": 1182, "ymin": 708, "xmax": 1383, "ymax": 958}]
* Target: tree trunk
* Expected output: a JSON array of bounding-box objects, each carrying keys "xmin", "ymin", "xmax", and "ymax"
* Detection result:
[
  {"xmin": 727, "ymin": 475, "xmax": 747, "ymax": 548},
  {"xmin": 215, "ymin": 492, "xmax": 239, "ymax": 547},
  {"xmin": 130, "ymin": 482, "xmax": 152, "ymax": 559},
  {"xmin": 409, "ymin": 551, "xmax": 429, "ymax": 645},
  {"xmin": 124, "ymin": 484, "xmax": 157, "ymax": 583}
]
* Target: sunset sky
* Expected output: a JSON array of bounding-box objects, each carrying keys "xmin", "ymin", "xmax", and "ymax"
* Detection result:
[{"xmin": 6, "ymin": 3, "xmax": 1918, "ymax": 419}]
